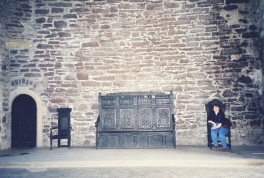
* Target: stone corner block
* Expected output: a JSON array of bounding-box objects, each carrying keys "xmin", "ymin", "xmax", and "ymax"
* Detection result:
[{"xmin": 5, "ymin": 40, "xmax": 32, "ymax": 49}]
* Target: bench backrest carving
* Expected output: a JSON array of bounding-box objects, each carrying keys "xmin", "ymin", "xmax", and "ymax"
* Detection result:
[{"xmin": 98, "ymin": 91, "xmax": 174, "ymax": 132}]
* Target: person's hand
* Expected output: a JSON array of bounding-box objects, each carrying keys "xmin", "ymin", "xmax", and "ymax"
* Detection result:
[
  {"xmin": 211, "ymin": 126, "xmax": 217, "ymax": 129},
  {"xmin": 208, "ymin": 120, "xmax": 217, "ymax": 128},
  {"xmin": 208, "ymin": 120, "xmax": 215, "ymax": 125}
]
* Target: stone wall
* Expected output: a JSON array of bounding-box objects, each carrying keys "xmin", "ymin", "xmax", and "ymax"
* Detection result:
[
  {"xmin": 260, "ymin": 0, "xmax": 264, "ymax": 91},
  {"xmin": 0, "ymin": 0, "xmax": 9, "ymax": 150},
  {"xmin": 215, "ymin": 0, "xmax": 263, "ymax": 145},
  {"xmin": 259, "ymin": 0, "xmax": 264, "ymax": 145},
  {"xmin": 0, "ymin": 0, "xmax": 263, "ymax": 149}
]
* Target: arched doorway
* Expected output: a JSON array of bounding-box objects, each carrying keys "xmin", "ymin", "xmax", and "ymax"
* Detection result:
[{"xmin": 11, "ymin": 94, "xmax": 37, "ymax": 148}]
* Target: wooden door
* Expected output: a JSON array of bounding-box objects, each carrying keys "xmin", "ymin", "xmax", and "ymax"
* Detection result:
[{"xmin": 11, "ymin": 94, "xmax": 37, "ymax": 148}]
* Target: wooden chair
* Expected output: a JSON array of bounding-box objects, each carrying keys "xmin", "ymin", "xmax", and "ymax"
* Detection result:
[
  {"xmin": 50, "ymin": 108, "xmax": 72, "ymax": 150},
  {"xmin": 205, "ymin": 99, "xmax": 231, "ymax": 150}
]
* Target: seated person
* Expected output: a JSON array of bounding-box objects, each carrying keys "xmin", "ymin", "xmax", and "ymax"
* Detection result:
[{"xmin": 208, "ymin": 104, "xmax": 229, "ymax": 151}]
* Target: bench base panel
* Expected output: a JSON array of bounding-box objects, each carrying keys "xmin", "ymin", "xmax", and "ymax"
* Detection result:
[{"xmin": 97, "ymin": 132, "xmax": 175, "ymax": 149}]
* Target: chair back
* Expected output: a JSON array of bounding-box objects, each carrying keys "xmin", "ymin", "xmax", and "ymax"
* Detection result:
[
  {"xmin": 57, "ymin": 108, "xmax": 72, "ymax": 136},
  {"xmin": 223, "ymin": 118, "xmax": 231, "ymax": 129}
]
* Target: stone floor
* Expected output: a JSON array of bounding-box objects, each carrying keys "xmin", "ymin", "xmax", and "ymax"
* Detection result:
[{"xmin": 0, "ymin": 145, "xmax": 263, "ymax": 177}]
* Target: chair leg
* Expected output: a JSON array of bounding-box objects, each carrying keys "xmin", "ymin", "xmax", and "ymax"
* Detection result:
[
  {"xmin": 208, "ymin": 128, "xmax": 212, "ymax": 150},
  {"xmin": 229, "ymin": 137, "xmax": 231, "ymax": 150},
  {"xmin": 68, "ymin": 136, "xmax": 71, "ymax": 149},
  {"xmin": 207, "ymin": 137, "xmax": 210, "ymax": 148},
  {"xmin": 58, "ymin": 139, "xmax": 60, "ymax": 148},
  {"xmin": 208, "ymin": 136, "xmax": 213, "ymax": 150}
]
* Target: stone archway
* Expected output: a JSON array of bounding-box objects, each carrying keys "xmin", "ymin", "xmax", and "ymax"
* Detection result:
[{"xmin": 9, "ymin": 86, "xmax": 46, "ymax": 147}]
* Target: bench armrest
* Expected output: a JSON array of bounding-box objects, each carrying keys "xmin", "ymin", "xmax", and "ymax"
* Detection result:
[{"xmin": 95, "ymin": 115, "xmax": 100, "ymax": 128}]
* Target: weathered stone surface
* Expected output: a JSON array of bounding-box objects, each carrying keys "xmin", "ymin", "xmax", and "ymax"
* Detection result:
[
  {"xmin": 49, "ymin": 2, "xmax": 72, "ymax": 7},
  {"xmin": 63, "ymin": 14, "xmax": 77, "ymax": 19},
  {"xmin": 43, "ymin": 24, "xmax": 52, "ymax": 28},
  {"xmin": 51, "ymin": 8, "xmax": 64, "ymax": 13},
  {"xmin": 50, "ymin": 98, "xmax": 67, "ymax": 104},
  {"xmin": 250, "ymin": 120, "xmax": 261, "ymax": 127},
  {"xmin": 226, "ymin": 0, "xmax": 249, "ymax": 4},
  {"xmin": 223, "ymin": 89, "xmax": 238, "ymax": 97},
  {"xmin": 54, "ymin": 21, "xmax": 67, "ymax": 28},
  {"xmin": 224, "ymin": 5, "xmax": 238, "ymax": 11},
  {"xmin": 37, "ymin": 44, "xmax": 53, "ymax": 49},
  {"xmin": 242, "ymin": 32, "xmax": 260, "ymax": 38},
  {"xmin": 58, "ymin": 32, "xmax": 71, "ymax": 37},
  {"xmin": 24, "ymin": 73, "xmax": 41, "ymax": 77},
  {"xmin": 77, "ymin": 73, "xmax": 88, "ymax": 80},
  {"xmin": 199, "ymin": 14, "xmax": 215, "ymax": 20},
  {"xmin": 36, "ymin": 17, "xmax": 46, "ymax": 23},
  {"xmin": 82, "ymin": 41, "xmax": 99, "ymax": 48},
  {"xmin": 164, "ymin": 2, "xmax": 180, "ymax": 9},
  {"xmin": 35, "ymin": 9, "xmax": 49, "ymax": 14},
  {"xmin": 81, "ymin": 81, "xmax": 101, "ymax": 87},
  {"xmin": 237, "ymin": 75, "xmax": 252, "ymax": 84},
  {"xmin": 249, "ymin": 25, "xmax": 257, "ymax": 31},
  {"xmin": 2, "ymin": 116, "xmax": 6, "ymax": 123}
]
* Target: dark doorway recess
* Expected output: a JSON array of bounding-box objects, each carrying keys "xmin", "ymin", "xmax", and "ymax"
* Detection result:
[{"xmin": 11, "ymin": 94, "xmax": 37, "ymax": 148}]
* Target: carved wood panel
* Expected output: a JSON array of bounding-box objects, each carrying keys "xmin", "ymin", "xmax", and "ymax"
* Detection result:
[
  {"xmin": 97, "ymin": 132, "xmax": 174, "ymax": 148},
  {"xmin": 156, "ymin": 108, "xmax": 171, "ymax": 128},
  {"xmin": 138, "ymin": 108, "xmax": 152, "ymax": 129},
  {"xmin": 120, "ymin": 109, "xmax": 134, "ymax": 129},
  {"xmin": 102, "ymin": 109, "xmax": 116, "ymax": 129}
]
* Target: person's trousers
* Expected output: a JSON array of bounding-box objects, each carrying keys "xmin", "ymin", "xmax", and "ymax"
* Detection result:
[{"xmin": 211, "ymin": 127, "xmax": 229, "ymax": 148}]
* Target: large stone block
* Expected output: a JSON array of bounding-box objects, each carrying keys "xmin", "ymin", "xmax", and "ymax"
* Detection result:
[
  {"xmin": 5, "ymin": 41, "xmax": 31, "ymax": 49},
  {"xmin": 226, "ymin": 0, "xmax": 249, "ymax": 4},
  {"xmin": 82, "ymin": 41, "xmax": 99, "ymax": 48},
  {"xmin": 224, "ymin": 5, "xmax": 238, "ymax": 11},
  {"xmin": 164, "ymin": 1, "xmax": 180, "ymax": 9},
  {"xmin": 51, "ymin": 8, "xmax": 64, "ymax": 13},
  {"xmin": 63, "ymin": 14, "xmax": 77, "ymax": 19},
  {"xmin": 48, "ymin": 2, "xmax": 72, "ymax": 7},
  {"xmin": 242, "ymin": 32, "xmax": 260, "ymax": 38},
  {"xmin": 54, "ymin": 21, "xmax": 67, "ymax": 29},
  {"xmin": 35, "ymin": 9, "xmax": 49, "ymax": 14},
  {"xmin": 237, "ymin": 75, "xmax": 252, "ymax": 84}
]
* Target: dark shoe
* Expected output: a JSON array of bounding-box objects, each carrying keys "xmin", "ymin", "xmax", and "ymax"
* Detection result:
[
  {"xmin": 215, "ymin": 146, "xmax": 220, "ymax": 151},
  {"xmin": 223, "ymin": 148, "xmax": 229, "ymax": 151}
]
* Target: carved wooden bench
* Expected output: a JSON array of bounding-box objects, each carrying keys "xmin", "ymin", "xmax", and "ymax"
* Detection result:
[{"xmin": 95, "ymin": 91, "xmax": 176, "ymax": 149}]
